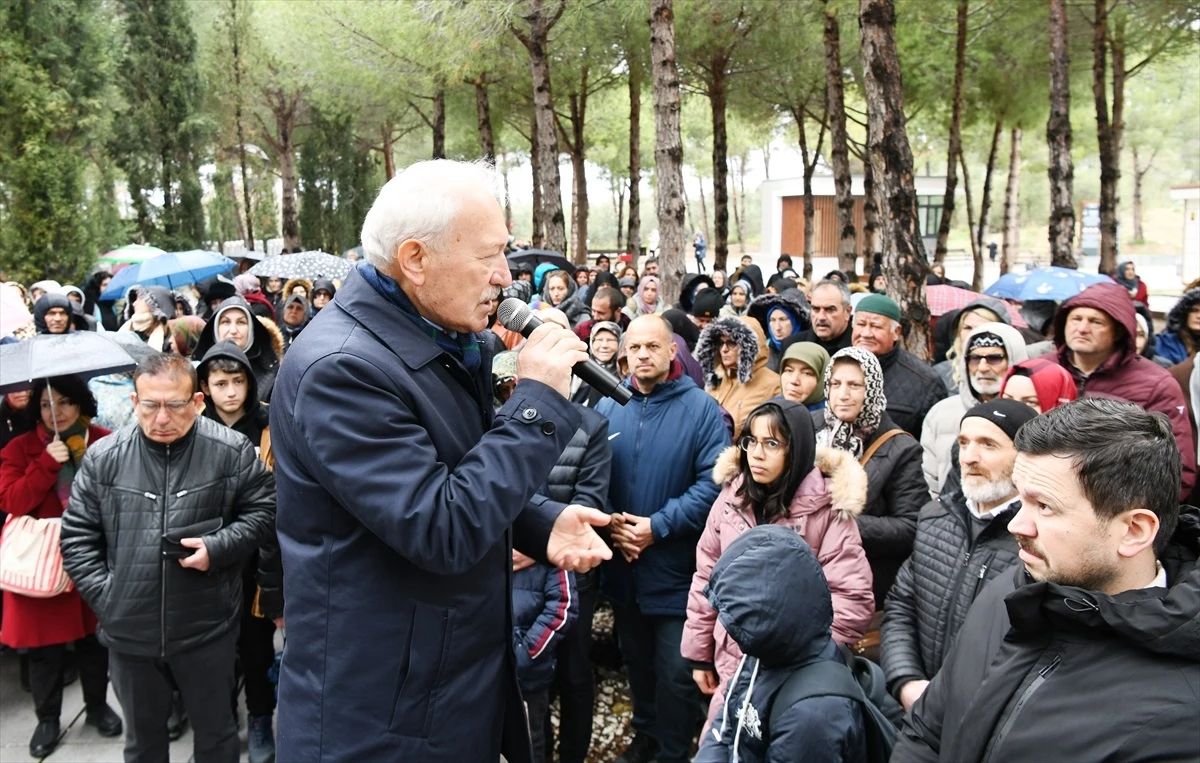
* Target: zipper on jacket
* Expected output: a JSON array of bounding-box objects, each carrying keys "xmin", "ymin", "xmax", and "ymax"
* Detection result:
[
  {"xmin": 983, "ymin": 654, "xmax": 1061, "ymax": 763},
  {"xmin": 160, "ymin": 444, "xmax": 170, "ymax": 658}
]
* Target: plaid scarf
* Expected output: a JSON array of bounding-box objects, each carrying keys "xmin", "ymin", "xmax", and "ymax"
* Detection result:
[
  {"xmin": 39, "ymin": 418, "xmax": 90, "ymax": 509},
  {"xmin": 358, "ymin": 262, "xmax": 482, "ymax": 374}
]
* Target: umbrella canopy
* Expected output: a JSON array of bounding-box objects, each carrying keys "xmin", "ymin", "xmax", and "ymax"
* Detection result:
[
  {"xmin": 926, "ymin": 284, "xmax": 1028, "ymax": 329},
  {"xmin": 1, "ymin": 284, "xmax": 33, "ymax": 337},
  {"xmin": 984, "ymin": 267, "xmax": 1110, "ymax": 302},
  {"xmin": 507, "ymin": 249, "xmax": 576, "ymax": 276},
  {"xmin": 100, "ymin": 250, "xmax": 236, "ymax": 300},
  {"xmin": 99, "ymin": 244, "xmax": 167, "ymax": 265},
  {"xmin": 247, "ymin": 251, "xmax": 352, "ymax": 280},
  {"xmin": 0, "ymin": 333, "xmax": 138, "ymax": 394}
]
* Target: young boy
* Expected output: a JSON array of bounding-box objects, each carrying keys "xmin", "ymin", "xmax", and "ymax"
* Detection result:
[
  {"xmin": 512, "ymin": 551, "xmax": 578, "ymax": 763},
  {"xmin": 197, "ymin": 340, "xmax": 279, "ymax": 763}
]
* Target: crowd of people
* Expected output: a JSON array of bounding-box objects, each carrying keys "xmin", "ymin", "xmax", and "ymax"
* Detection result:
[{"xmin": 0, "ymin": 158, "xmax": 1198, "ymax": 763}]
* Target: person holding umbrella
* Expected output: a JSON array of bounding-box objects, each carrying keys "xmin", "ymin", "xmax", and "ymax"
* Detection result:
[{"xmin": 0, "ymin": 376, "xmax": 122, "ymax": 758}]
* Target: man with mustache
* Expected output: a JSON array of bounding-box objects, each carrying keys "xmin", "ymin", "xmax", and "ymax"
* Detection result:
[
  {"xmin": 920, "ymin": 323, "xmax": 1028, "ymax": 496},
  {"xmin": 781, "ymin": 279, "xmax": 854, "ymax": 356},
  {"xmin": 269, "ymin": 159, "xmax": 612, "ymax": 762},
  {"xmin": 893, "ymin": 399, "xmax": 1200, "ymax": 763},
  {"xmin": 881, "ymin": 398, "xmax": 1036, "ymax": 712}
]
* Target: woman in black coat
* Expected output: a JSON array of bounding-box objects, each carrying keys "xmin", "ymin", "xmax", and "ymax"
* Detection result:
[{"xmin": 814, "ymin": 346, "xmax": 924, "ymax": 609}]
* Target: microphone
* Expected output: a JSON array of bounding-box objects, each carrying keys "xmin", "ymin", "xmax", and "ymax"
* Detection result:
[{"xmin": 497, "ymin": 298, "xmax": 633, "ymax": 406}]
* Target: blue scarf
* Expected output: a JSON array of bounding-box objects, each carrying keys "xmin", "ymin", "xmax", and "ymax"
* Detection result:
[{"xmin": 358, "ymin": 262, "xmax": 482, "ymax": 374}]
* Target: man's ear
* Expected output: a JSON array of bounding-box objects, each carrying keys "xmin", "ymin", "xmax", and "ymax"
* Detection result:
[
  {"xmin": 1116, "ymin": 508, "xmax": 1160, "ymax": 560},
  {"xmin": 394, "ymin": 239, "xmax": 429, "ymax": 286}
]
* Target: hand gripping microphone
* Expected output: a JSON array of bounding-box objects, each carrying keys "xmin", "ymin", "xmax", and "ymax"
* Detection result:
[{"xmin": 497, "ymin": 298, "xmax": 633, "ymax": 406}]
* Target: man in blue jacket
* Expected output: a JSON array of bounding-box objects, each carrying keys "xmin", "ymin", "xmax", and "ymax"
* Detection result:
[
  {"xmin": 269, "ymin": 159, "xmax": 612, "ymax": 762},
  {"xmin": 598, "ymin": 314, "xmax": 730, "ymax": 763}
]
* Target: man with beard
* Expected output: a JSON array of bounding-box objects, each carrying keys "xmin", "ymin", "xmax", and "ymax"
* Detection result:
[
  {"xmin": 921, "ymin": 324, "xmax": 1027, "ymax": 496},
  {"xmin": 881, "ymin": 399, "xmax": 1036, "ymax": 712},
  {"xmin": 893, "ymin": 399, "xmax": 1200, "ymax": 762}
]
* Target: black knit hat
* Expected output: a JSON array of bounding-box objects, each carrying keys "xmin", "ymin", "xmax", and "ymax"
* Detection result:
[
  {"xmin": 691, "ymin": 288, "xmax": 725, "ymax": 319},
  {"xmin": 961, "ymin": 398, "xmax": 1039, "ymax": 444}
]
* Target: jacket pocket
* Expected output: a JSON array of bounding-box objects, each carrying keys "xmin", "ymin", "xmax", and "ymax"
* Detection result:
[{"xmin": 389, "ymin": 602, "xmax": 454, "ymax": 739}]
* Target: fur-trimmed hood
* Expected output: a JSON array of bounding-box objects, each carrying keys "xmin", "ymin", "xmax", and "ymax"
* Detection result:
[
  {"xmin": 696, "ymin": 316, "xmax": 762, "ymax": 388},
  {"xmin": 748, "ymin": 289, "xmax": 811, "ymax": 344},
  {"xmin": 283, "ymin": 278, "xmax": 313, "ymax": 302},
  {"xmin": 711, "ymin": 444, "xmax": 867, "ymax": 521},
  {"xmin": 1166, "ymin": 287, "xmax": 1200, "ymax": 334}
]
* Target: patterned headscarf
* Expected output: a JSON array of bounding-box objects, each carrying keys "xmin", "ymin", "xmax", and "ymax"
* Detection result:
[
  {"xmin": 819, "ymin": 346, "xmax": 887, "ymax": 459},
  {"xmin": 169, "ymin": 316, "xmax": 207, "ymax": 358}
]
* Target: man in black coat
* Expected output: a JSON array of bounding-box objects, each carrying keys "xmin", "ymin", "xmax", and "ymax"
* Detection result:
[
  {"xmin": 881, "ymin": 400, "xmax": 1036, "ymax": 711},
  {"xmin": 893, "ymin": 399, "xmax": 1200, "ymax": 762},
  {"xmin": 780, "ymin": 278, "xmax": 853, "ymax": 357},
  {"xmin": 270, "ymin": 159, "xmax": 612, "ymax": 762},
  {"xmin": 851, "ymin": 294, "xmax": 946, "ymax": 441}
]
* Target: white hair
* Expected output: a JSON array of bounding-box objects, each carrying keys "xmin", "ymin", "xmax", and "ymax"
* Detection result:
[{"xmin": 359, "ymin": 159, "xmax": 507, "ymax": 270}]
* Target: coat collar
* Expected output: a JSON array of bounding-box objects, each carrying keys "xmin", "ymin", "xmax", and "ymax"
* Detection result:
[{"xmin": 331, "ymin": 268, "xmax": 444, "ymax": 371}]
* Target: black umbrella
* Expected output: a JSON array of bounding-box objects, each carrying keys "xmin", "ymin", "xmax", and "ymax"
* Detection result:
[
  {"xmin": 507, "ymin": 249, "xmax": 576, "ymax": 276},
  {"xmin": 0, "ymin": 333, "xmax": 139, "ymax": 395}
]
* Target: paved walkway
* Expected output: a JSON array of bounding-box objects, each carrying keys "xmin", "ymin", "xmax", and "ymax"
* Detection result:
[{"xmin": 0, "ymin": 647, "xmax": 264, "ymax": 763}]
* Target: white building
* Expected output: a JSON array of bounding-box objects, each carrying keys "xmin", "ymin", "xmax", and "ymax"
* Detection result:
[{"xmin": 1170, "ymin": 184, "xmax": 1200, "ymax": 285}]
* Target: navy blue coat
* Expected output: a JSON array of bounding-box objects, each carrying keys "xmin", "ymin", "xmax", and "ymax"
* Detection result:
[
  {"xmin": 512, "ymin": 562, "xmax": 578, "ymax": 694},
  {"xmin": 596, "ymin": 369, "xmax": 728, "ymax": 616},
  {"xmin": 270, "ymin": 269, "xmax": 582, "ymax": 762}
]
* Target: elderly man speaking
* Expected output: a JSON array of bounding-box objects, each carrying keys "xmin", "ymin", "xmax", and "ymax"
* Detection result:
[{"xmin": 270, "ymin": 160, "xmax": 612, "ymax": 762}]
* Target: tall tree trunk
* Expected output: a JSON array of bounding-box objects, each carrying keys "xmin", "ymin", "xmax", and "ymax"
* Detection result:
[
  {"xmin": 626, "ymin": 51, "xmax": 642, "ymax": 256},
  {"xmin": 737, "ymin": 162, "xmax": 748, "ymax": 252},
  {"xmin": 530, "ymin": 111, "xmax": 545, "ymax": 248},
  {"xmin": 381, "ymin": 121, "xmax": 396, "ymax": 179},
  {"xmin": 259, "ymin": 87, "xmax": 302, "ymax": 250},
  {"xmin": 1047, "ymin": 0, "xmax": 1076, "ymax": 267},
  {"xmin": 229, "ymin": 0, "xmax": 254, "ymax": 249},
  {"xmin": 709, "ymin": 55, "xmax": 731, "ymax": 271},
  {"xmin": 228, "ymin": 169, "xmax": 246, "ymax": 245},
  {"xmin": 1094, "ymin": 4, "xmax": 1125, "ymax": 274},
  {"xmin": 1001, "ymin": 126, "xmax": 1021, "ymax": 275},
  {"xmin": 501, "ymin": 154, "xmax": 513, "ymax": 230},
  {"xmin": 824, "ymin": 0, "xmax": 857, "ymax": 280},
  {"xmin": 796, "ymin": 109, "xmax": 826, "ymax": 281},
  {"xmin": 976, "ymin": 119, "xmax": 1003, "ymax": 257},
  {"xmin": 699, "ymin": 183, "xmax": 710, "ymax": 246},
  {"xmin": 960, "ymin": 150, "xmax": 983, "ymax": 291},
  {"xmin": 278, "ymin": 133, "xmax": 299, "ymax": 251},
  {"xmin": 650, "ymin": 0, "xmax": 687, "ymax": 303},
  {"xmin": 934, "ymin": 0, "xmax": 968, "ymax": 263},
  {"xmin": 431, "ymin": 87, "xmax": 446, "ymax": 160},
  {"xmin": 862, "ymin": 158, "xmax": 879, "ymax": 279},
  {"xmin": 860, "ymin": 0, "xmax": 931, "ymax": 357},
  {"xmin": 474, "ymin": 75, "xmax": 496, "ymax": 165},
  {"xmin": 511, "ymin": 0, "xmax": 568, "ymax": 253},
  {"xmin": 683, "ymin": 180, "xmax": 695, "ymax": 238},
  {"xmin": 1131, "ymin": 145, "xmax": 1154, "ymax": 243},
  {"xmin": 729, "ymin": 167, "xmax": 743, "ymax": 252},
  {"xmin": 616, "ymin": 183, "xmax": 626, "ymax": 252},
  {"xmin": 564, "ymin": 79, "xmax": 590, "ymax": 264}
]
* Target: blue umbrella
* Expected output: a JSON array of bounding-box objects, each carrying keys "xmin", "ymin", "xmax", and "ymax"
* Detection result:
[
  {"xmin": 984, "ymin": 266, "xmax": 1111, "ymax": 302},
  {"xmin": 100, "ymin": 249, "xmax": 236, "ymax": 300}
]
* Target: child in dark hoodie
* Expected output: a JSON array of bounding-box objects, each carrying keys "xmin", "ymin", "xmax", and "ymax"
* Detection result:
[
  {"xmin": 196, "ymin": 341, "xmax": 280, "ymax": 763},
  {"xmin": 695, "ymin": 525, "xmax": 866, "ymax": 763}
]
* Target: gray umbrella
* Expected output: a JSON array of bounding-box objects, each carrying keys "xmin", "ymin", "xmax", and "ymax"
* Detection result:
[
  {"xmin": 246, "ymin": 251, "xmax": 352, "ymax": 280},
  {"xmin": 0, "ymin": 333, "xmax": 139, "ymax": 394}
]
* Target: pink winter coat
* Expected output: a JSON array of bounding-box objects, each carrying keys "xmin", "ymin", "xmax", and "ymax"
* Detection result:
[{"xmin": 682, "ymin": 444, "xmax": 875, "ymax": 719}]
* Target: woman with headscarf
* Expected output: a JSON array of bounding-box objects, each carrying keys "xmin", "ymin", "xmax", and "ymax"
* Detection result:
[
  {"xmin": 83, "ymin": 272, "xmax": 119, "ymax": 331},
  {"xmin": 682, "ymin": 400, "xmax": 874, "ymax": 725},
  {"xmin": 1112, "ymin": 260, "xmax": 1148, "ymax": 304},
  {"xmin": 192, "ymin": 297, "xmax": 283, "ymax": 404},
  {"xmin": 0, "ymin": 376, "xmax": 121, "ymax": 757},
  {"xmin": 623, "ymin": 275, "xmax": 664, "ymax": 320},
  {"xmin": 748, "ymin": 291, "xmax": 811, "ymax": 372},
  {"xmin": 571, "ymin": 320, "xmax": 622, "ymax": 407},
  {"xmin": 235, "ymin": 273, "xmax": 278, "ymax": 322},
  {"xmin": 779, "ymin": 342, "xmax": 830, "ymax": 412},
  {"xmin": 532, "ymin": 269, "xmax": 589, "ymax": 326},
  {"xmin": 719, "ymin": 280, "xmax": 753, "ymax": 319},
  {"xmin": 1156, "ymin": 287, "xmax": 1200, "ymax": 365},
  {"xmin": 167, "ymin": 315, "xmax": 207, "ymax": 359},
  {"xmin": 117, "ymin": 285, "xmax": 174, "ymax": 353},
  {"xmin": 696, "ymin": 316, "xmax": 781, "ymax": 437},
  {"xmin": 999, "ymin": 357, "xmax": 1079, "ymax": 413},
  {"xmin": 815, "ymin": 347, "xmax": 924, "ymax": 609}
]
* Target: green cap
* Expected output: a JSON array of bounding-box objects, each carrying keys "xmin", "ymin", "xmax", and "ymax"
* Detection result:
[{"xmin": 855, "ymin": 293, "xmax": 902, "ymax": 323}]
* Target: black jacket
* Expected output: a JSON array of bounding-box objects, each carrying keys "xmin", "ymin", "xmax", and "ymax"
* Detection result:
[
  {"xmin": 818, "ymin": 411, "xmax": 924, "ymax": 607},
  {"xmin": 542, "ymin": 406, "xmax": 611, "ymax": 510},
  {"xmin": 780, "ymin": 325, "xmax": 853, "ymax": 358},
  {"xmin": 893, "ymin": 508, "xmax": 1200, "ymax": 763},
  {"xmin": 880, "ymin": 488, "xmax": 1022, "ymax": 697},
  {"xmin": 874, "ymin": 345, "xmax": 946, "ymax": 441},
  {"xmin": 0, "ymin": 397, "xmax": 34, "ymax": 454},
  {"xmin": 61, "ymin": 416, "xmax": 276, "ymax": 657}
]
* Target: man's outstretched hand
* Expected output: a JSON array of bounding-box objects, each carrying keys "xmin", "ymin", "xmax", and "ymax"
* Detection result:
[{"xmin": 547, "ymin": 505, "xmax": 613, "ymax": 572}]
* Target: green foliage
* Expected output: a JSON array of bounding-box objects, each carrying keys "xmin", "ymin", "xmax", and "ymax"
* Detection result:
[
  {"xmin": 299, "ymin": 109, "xmax": 380, "ymax": 256},
  {"xmin": 0, "ymin": 0, "xmax": 121, "ymax": 284}
]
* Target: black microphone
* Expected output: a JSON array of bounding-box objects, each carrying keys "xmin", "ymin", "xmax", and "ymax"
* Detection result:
[{"xmin": 497, "ymin": 298, "xmax": 633, "ymax": 406}]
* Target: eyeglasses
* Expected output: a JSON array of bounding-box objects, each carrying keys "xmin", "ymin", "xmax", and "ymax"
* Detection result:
[
  {"xmin": 719, "ymin": 339, "xmax": 739, "ymax": 350},
  {"xmin": 967, "ymin": 353, "xmax": 1006, "ymax": 368},
  {"xmin": 738, "ymin": 435, "xmax": 784, "ymax": 455},
  {"xmin": 136, "ymin": 400, "xmax": 193, "ymax": 415}
]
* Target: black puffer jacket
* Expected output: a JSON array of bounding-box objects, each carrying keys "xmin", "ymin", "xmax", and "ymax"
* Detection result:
[
  {"xmin": 61, "ymin": 416, "xmax": 276, "ymax": 657},
  {"xmin": 880, "ymin": 488, "xmax": 1022, "ymax": 697},
  {"xmin": 875, "ymin": 345, "xmax": 947, "ymax": 441},
  {"xmin": 542, "ymin": 405, "xmax": 611, "ymax": 510},
  {"xmin": 818, "ymin": 411, "xmax": 924, "ymax": 607},
  {"xmin": 894, "ymin": 508, "xmax": 1200, "ymax": 763}
]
